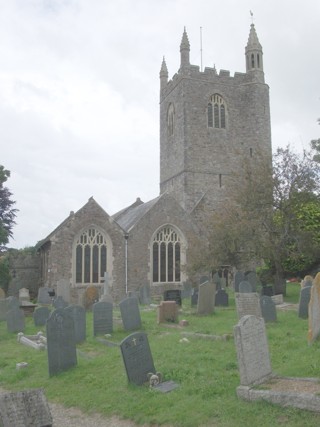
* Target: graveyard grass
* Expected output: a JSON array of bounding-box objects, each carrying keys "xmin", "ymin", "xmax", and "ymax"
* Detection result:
[{"xmin": 1, "ymin": 283, "xmax": 320, "ymax": 426}]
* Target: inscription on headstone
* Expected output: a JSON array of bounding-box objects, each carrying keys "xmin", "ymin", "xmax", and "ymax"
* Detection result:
[
  {"xmin": 234, "ymin": 315, "xmax": 272, "ymax": 386},
  {"xmin": 93, "ymin": 301, "xmax": 113, "ymax": 336},
  {"xmin": 65, "ymin": 304, "xmax": 86, "ymax": 343},
  {"xmin": 120, "ymin": 332, "xmax": 156, "ymax": 385},
  {"xmin": 235, "ymin": 292, "xmax": 262, "ymax": 320},
  {"xmin": 119, "ymin": 297, "xmax": 142, "ymax": 331},
  {"xmin": 46, "ymin": 309, "xmax": 77, "ymax": 376}
]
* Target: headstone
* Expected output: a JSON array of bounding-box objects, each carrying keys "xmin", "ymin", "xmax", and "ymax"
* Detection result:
[
  {"xmin": 261, "ymin": 284, "xmax": 274, "ymax": 296},
  {"xmin": 46, "ymin": 308, "xmax": 77, "ymax": 376},
  {"xmin": 212, "ymin": 272, "xmax": 222, "ymax": 290},
  {"xmin": 298, "ymin": 286, "xmax": 311, "ymax": 319},
  {"xmin": 234, "ymin": 315, "xmax": 272, "ymax": 386},
  {"xmin": 235, "ymin": 292, "xmax": 262, "ymax": 320},
  {"xmin": 234, "ymin": 271, "xmax": 245, "ymax": 292},
  {"xmin": 56, "ymin": 278, "xmax": 70, "ymax": 303},
  {"xmin": 93, "ymin": 301, "xmax": 113, "ymax": 336},
  {"xmin": 6, "ymin": 296, "xmax": 20, "ymax": 310},
  {"xmin": 33, "ymin": 306, "xmax": 51, "ymax": 326},
  {"xmin": 215, "ymin": 289, "xmax": 229, "ymax": 307},
  {"xmin": 181, "ymin": 280, "xmax": 192, "ymax": 299},
  {"xmin": 0, "ymin": 298, "xmax": 7, "ymax": 321},
  {"xmin": 197, "ymin": 281, "xmax": 216, "ymax": 315},
  {"xmin": 119, "ymin": 297, "xmax": 142, "ymax": 331},
  {"xmin": 245, "ymin": 271, "xmax": 258, "ymax": 292},
  {"xmin": 37, "ymin": 287, "xmax": 55, "ymax": 304},
  {"xmin": 83, "ymin": 285, "xmax": 100, "ymax": 309},
  {"xmin": 260, "ymin": 295, "xmax": 277, "ymax": 322},
  {"xmin": 0, "ymin": 388, "xmax": 52, "ymax": 427},
  {"xmin": 65, "ymin": 304, "xmax": 86, "ymax": 343},
  {"xmin": 163, "ymin": 289, "xmax": 182, "ymax": 306},
  {"xmin": 157, "ymin": 301, "xmax": 179, "ymax": 323},
  {"xmin": 301, "ymin": 275, "xmax": 313, "ymax": 288},
  {"xmin": 239, "ymin": 280, "xmax": 253, "ymax": 293},
  {"xmin": 0, "ymin": 288, "xmax": 5, "ymax": 299},
  {"xmin": 53, "ymin": 296, "xmax": 68, "ymax": 309},
  {"xmin": 18, "ymin": 287, "xmax": 30, "ymax": 302},
  {"xmin": 139, "ymin": 283, "xmax": 151, "ymax": 305},
  {"xmin": 120, "ymin": 332, "xmax": 156, "ymax": 385},
  {"xmin": 6, "ymin": 307, "xmax": 25, "ymax": 333},
  {"xmin": 308, "ymin": 272, "xmax": 320, "ymax": 344},
  {"xmin": 271, "ymin": 294, "xmax": 283, "ymax": 305},
  {"xmin": 191, "ymin": 289, "xmax": 198, "ymax": 306}
]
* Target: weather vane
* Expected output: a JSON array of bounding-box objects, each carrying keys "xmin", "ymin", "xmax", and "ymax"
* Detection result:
[{"xmin": 250, "ymin": 10, "xmax": 254, "ymax": 24}]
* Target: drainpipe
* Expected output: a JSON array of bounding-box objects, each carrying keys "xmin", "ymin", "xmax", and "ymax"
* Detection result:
[{"xmin": 124, "ymin": 234, "xmax": 129, "ymax": 294}]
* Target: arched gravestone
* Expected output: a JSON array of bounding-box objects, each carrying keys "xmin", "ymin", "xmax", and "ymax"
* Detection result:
[
  {"xmin": 33, "ymin": 306, "xmax": 51, "ymax": 326},
  {"xmin": 260, "ymin": 295, "xmax": 277, "ymax": 322},
  {"xmin": 46, "ymin": 309, "xmax": 77, "ymax": 377},
  {"xmin": 119, "ymin": 297, "xmax": 141, "ymax": 331},
  {"xmin": 93, "ymin": 301, "xmax": 113, "ymax": 336},
  {"xmin": 239, "ymin": 281, "xmax": 253, "ymax": 293},
  {"xmin": 298, "ymin": 286, "xmax": 311, "ymax": 319},
  {"xmin": 65, "ymin": 305, "xmax": 86, "ymax": 343},
  {"xmin": 215, "ymin": 289, "xmax": 229, "ymax": 307}
]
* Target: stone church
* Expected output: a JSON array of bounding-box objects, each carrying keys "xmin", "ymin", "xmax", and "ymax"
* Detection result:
[{"xmin": 35, "ymin": 23, "xmax": 272, "ymax": 304}]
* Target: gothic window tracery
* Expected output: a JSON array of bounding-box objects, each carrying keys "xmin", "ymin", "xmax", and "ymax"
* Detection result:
[
  {"xmin": 167, "ymin": 103, "xmax": 175, "ymax": 137},
  {"xmin": 208, "ymin": 94, "xmax": 226, "ymax": 129}
]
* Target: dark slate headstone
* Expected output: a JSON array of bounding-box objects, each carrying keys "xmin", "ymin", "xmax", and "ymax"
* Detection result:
[
  {"xmin": 215, "ymin": 289, "xmax": 229, "ymax": 307},
  {"xmin": 0, "ymin": 299, "xmax": 7, "ymax": 321},
  {"xmin": 261, "ymin": 284, "xmax": 274, "ymax": 296},
  {"xmin": 33, "ymin": 306, "xmax": 51, "ymax": 326},
  {"xmin": 0, "ymin": 388, "xmax": 52, "ymax": 427},
  {"xmin": 245, "ymin": 271, "xmax": 258, "ymax": 292},
  {"xmin": 298, "ymin": 286, "xmax": 311, "ymax": 319},
  {"xmin": 191, "ymin": 289, "xmax": 199, "ymax": 306},
  {"xmin": 46, "ymin": 309, "xmax": 77, "ymax": 376},
  {"xmin": 65, "ymin": 305, "xmax": 86, "ymax": 343},
  {"xmin": 93, "ymin": 301, "xmax": 113, "ymax": 336},
  {"xmin": 260, "ymin": 295, "xmax": 277, "ymax": 322},
  {"xmin": 6, "ymin": 307, "xmax": 25, "ymax": 333},
  {"xmin": 239, "ymin": 280, "xmax": 253, "ymax": 293},
  {"xmin": 234, "ymin": 271, "xmax": 245, "ymax": 292},
  {"xmin": 53, "ymin": 296, "xmax": 68, "ymax": 309},
  {"xmin": 119, "ymin": 297, "xmax": 142, "ymax": 331},
  {"xmin": 139, "ymin": 283, "xmax": 151, "ymax": 305},
  {"xmin": 6, "ymin": 296, "xmax": 20, "ymax": 310},
  {"xmin": 163, "ymin": 289, "xmax": 182, "ymax": 306},
  {"xmin": 120, "ymin": 332, "xmax": 156, "ymax": 385},
  {"xmin": 37, "ymin": 287, "xmax": 54, "ymax": 304}
]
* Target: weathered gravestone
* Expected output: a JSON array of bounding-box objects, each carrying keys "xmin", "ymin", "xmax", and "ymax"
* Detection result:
[
  {"xmin": 120, "ymin": 332, "xmax": 156, "ymax": 385},
  {"xmin": 0, "ymin": 299, "xmax": 7, "ymax": 321},
  {"xmin": 46, "ymin": 309, "xmax": 77, "ymax": 376},
  {"xmin": 18, "ymin": 287, "xmax": 30, "ymax": 302},
  {"xmin": 0, "ymin": 388, "xmax": 52, "ymax": 427},
  {"xmin": 163, "ymin": 289, "xmax": 182, "ymax": 306},
  {"xmin": 119, "ymin": 297, "xmax": 142, "ymax": 331},
  {"xmin": 245, "ymin": 271, "xmax": 258, "ymax": 292},
  {"xmin": 56, "ymin": 278, "xmax": 70, "ymax": 303},
  {"xmin": 215, "ymin": 289, "xmax": 229, "ymax": 307},
  {"xmin": 197, "ymin": 281, "xmax": 216, "ymax": 315},
  {"xmin": 298, "ymin": 286, "xmax": 312, "ymax": 319},
  {"xmin": 239, "ymin": 280, "xmax": 253, "ymax": 293},
  {"xmin": 65, "ymin": 304, "xmax": 86, "ymax": 343},
  {"xmin": 308, "ymin": 272, "xmax": 320, "ymax": 344},
  {"xmin": 6, "ymin": 296, "xmax": 19, "ymax": 310},
  {"xmin": 235, "ymin": 292, "xmax": 262, "ymax": 320},
  {"xmin": 234, "ymin": 315, "xmax": 272, "ymax": 386},
  {"xmin": 33, "ymin": 306, "xmax": 51, "ymax": 327},
  {"xmin": 93, "ymin": 301, "xmax": 113, "ymax": 336},
  {"xmin": 260, "ymin": 295, "xmax": 277, "ymax": 322},
  {"xmin": 139, "ymin": 283, "xmax": 151, "ymax": 305},
  {"xmin": 6, "ymin": 307, "xmax": 25, "ymax": 333},
  {"xmin": 157, "ymin": 301, "xmax": 179, "ymax": 323},
  {"xmin": 234, "ymin": 271, "xmax": 245, "ymax": 292},
  {"xmin": 53, "ymin": 296, "xmax": 68, "ymax": 309},
  {"xmin": 37, "ymin": 287, "xmax": 54, "ymax": 304},
  {"xmin": 191, "ymin": 289, "xmax": 198, "ymax": 306}
]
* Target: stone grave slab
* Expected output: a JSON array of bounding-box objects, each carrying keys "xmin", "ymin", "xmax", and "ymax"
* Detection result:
[
  {"xmin": 33, "ymin": 306, "xmax": 51, "ymax": 326},
  {"xmin": 234, "ymin": 271, "xmax": 245, "ymax": 292},
  {"xmin": 235, "ymin": 292, "xmax": 262, "ymax": 320},
  {"xmin": 46, "ymin": 308, "xmax": 77, "ymax": 376},
  {"xmin": 56, "ymin": 278, "xmax": 70, "ymax": 303},
  {"xmin": 119, "ymin": 297, "xmax": 142, "ymax": 331},
  {"xmin": 239, "ymin": 280, "xmax": 253, "ymax": 293},
  {"xmin": 37, "ymin": 287, "xmax": 54, "ymax": 304},
  {"xmin": 163, "ymin": 289, "xmax": 182, "ymax": 306},
  {"xmin": 53, "ymin": 296, "xmax": 68, "ymax": 309},
  {"xmin": 234, "ymin": 315, "xmax": 272, "ymax": 386},
  {"xmin": 65, "ymin": 304, "xmax": 86, "ymax": 343},
  {"xmin": 0, "ymin": 388, "xmax": 52, "ymax": 427},
  {"xmin": 215, "ymin": 289, "xmax": 229, "ymax": 307},
  {"xmin": 197, "ymin": 281, "xmax": 216, "ymax": 315},
  {"xmin": 6, "ymin": 307, "xmax": 25, "ymax": 333},
  {"xmin": 298, "ymin": 286, "xmax": 311, "ymax": 319},
  {"xmin": 93, "ymin": 301, "xmax": 113, "ymax": 336},
  {"xmin": 153, "ymin": 380, "xmax": 179, "ymax": 393},
  {"xmin": 260, "ymin": 295, "xmax": 277, "ymax": 322},
  {"xmin": 120, "ymin": 332, "xmax": 156, "ymax": 385},
  {"xmin": 157, "ymin": 301, "xmax": 179, "ymax": 323},
  {"xmin": 308, "ymin": 272, "xmax": 320, "ymax": 344}
]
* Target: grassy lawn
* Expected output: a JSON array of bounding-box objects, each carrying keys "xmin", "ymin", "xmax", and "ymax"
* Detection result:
[{"xmin": 1, "ymin": 282, "xmax": 320, "ymax": 426}]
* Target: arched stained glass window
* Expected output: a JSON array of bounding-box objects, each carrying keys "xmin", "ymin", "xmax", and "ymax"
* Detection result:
[{"xmin": 208, "ymin": 94, "xmax": 226, "ymax": 129}]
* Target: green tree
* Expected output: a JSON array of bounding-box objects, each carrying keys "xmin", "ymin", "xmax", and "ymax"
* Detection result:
[{"xmin": 0, "ymin": 165, "xmax": 18, "ymax": 250}]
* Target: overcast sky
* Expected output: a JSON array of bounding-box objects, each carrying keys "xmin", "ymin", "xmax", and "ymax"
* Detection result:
[{"xmin": 1, "ymin": 0, "xmax": 320, "ymax": 249}]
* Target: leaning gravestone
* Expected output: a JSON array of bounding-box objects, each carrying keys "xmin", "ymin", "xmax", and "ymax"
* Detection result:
[
  {"xmin": 215, "ymin": 289, "xmax": 229, "ymax": 307},
  {"xmin": 234, "ymin": 315, "xmax": 272, "ymax": 386},
  {"xmin": 234, "ymin": 271, "xmax": 245, "ymax": 292},
  {"xmin": 260, "ymin": 295, "xmax": 277, "ymax": 322},
  {"xmin": 119, "ymin": 297, "xmax": 142, "ymax": 331},
  {"xmin": 33, "ymin": 306, "xmax": 51, "ymax": 326},
  {"xmin": 53, "ymin": 296, "xmax": 68, "ymax": 309},
  {"xmin": 239, "ymin": 280, "xmax": 253, "ymax": 293},
  {"xmin": 6, "ymin": 307, "xmax": 25, "ymax": 333},
  {"xmin": 235, "ymin": 292, "xmax": 262, "ymax": 320},
  {"xmin": 0, "ymin": 388, "xmax": 52, "ymax": 427},
  {"xmin": 163, "ymin": 289, "xmax": 182, "ymax": 306},
  {"xmin": 65, "ymin": 304, "xmax": 86, "ymax": 343},
  {"xmin": 308, "ymin": 272, "xmax": 320, "ymax": 344},
  {"xmin": 197, "ymin": 281, "xmax": 216, "ymax": 315},
  {"xmin": 120, "ymin": 332, "xmax": 156, "ymax": 385},
  {"xmin": 298, "ymin": 286, "xmax": 312, "ymax": 319},
  {"xmin": 46, "ymin": 309, "xmax": 77, "ymax": 376},
  {"xmin": 93, "ymin": 301, "xmax": 113, "ymax": 336},
  {"xmin": 37, "ymin": 287, "xmax": 54, "ymax": 304}
]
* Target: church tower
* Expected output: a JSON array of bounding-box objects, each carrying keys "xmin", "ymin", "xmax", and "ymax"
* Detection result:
[{"xmin": 159, "ymin": 24, "xmax": 272, "ymax": 224}]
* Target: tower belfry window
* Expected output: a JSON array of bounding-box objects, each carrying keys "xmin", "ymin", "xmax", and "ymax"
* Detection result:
[
  {"xmin": 208, "ymin": 94, "xmax": 226, "ymax": 129},
  {"xmin": 167, "ymin": 103, "xmax": 175, "ymax": 137}
]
